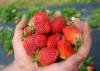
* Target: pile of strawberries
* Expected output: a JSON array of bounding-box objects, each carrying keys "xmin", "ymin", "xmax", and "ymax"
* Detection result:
[{"xmin": 23, "ymin": 11, "xmax": 82, "ymax": 66}]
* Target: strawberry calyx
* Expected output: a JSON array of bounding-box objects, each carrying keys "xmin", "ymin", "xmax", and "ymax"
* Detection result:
[
  {"xmin": 73, "ymin": 35, "xmax": 83, "ymax": 52},
  {"xmin": 33, "ymin": 49, "xmax": 43, "ymax": 66},
  {"xmin": 23, "ymin": 32, "xmax": 29, "ymax": 37},
  {"xmin": 23, "ymin": 23, "xmax": 35, "ymax": 37},
  {"xmin": 67, "ymin": 21, "xmax": 73, "ymax": 25},
  {"xmin": 28, "ymin": 23, "xmax": 36, "ymax": 33}
]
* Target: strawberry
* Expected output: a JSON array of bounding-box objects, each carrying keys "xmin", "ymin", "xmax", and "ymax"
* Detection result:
[
  {"xmin": 57, "ymin": 39, "xmax": 75, "ymax": 59},
  {"xmin": 87, "ymin": 66, "xmax": 96, "ymax": 71},
  {"xmin": 33, "ymin": 11, "xmax": 51, "ymax": 34},
  {"xmin": 51, "ymin": 17, "xmax": 67, "ymax": 33},
  {"xmin": 39, "ymin": 47, "xmax": 59, "ymax": 65},
  {"xmin": 24, "ymin": 37, "xmax": 37, "ymax": 56},
  {"xmin": 32, "ymin": 34, "xmax": 47, "ymax": 48},
  {"xmin": 24, "ymin": 34, "xmax": 47, "ymax": 56},
  {"xmin": 47, "ymin": 33, "xmax": 61, "ymax": 48},
  {"xmin": 63, "ymin": 25, "xmax": 82, "ymax": 46},
  {"xmin": 24, "ymin": 26, "xmax": 33, "ymax": 35}
]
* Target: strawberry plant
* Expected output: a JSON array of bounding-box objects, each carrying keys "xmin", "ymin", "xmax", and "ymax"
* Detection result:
[
  {"xmin": 89, "ymin": 8, "xmax": 100, "ymax": 28},
  {"xmin": 0, "ymin": 8, "xmax": 3, "ymax": 18},
  {"xmin": 0, "ymin": 4, "xmax": 23, "ymax": 24},
  {"xmin": 0, "ymin": 28, "xmax": 14, "ymax": 57},
  {"xmin": 61, "ymin": 8, "xmax": 81, "ymax": 19}
]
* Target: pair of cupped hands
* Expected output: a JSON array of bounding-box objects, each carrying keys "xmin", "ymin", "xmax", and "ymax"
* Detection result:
[{"xmin": 4, "ymin": 13, "xmax": 91, "ymax": 71}]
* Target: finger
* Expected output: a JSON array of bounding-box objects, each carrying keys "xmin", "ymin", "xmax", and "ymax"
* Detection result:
[
  {"xmin": 16, "ymin": 15, "xmax": 28, "ymax": 30},
  {"xmin": 32, "ymin": 62, "xmax": 39, "ymax": 70},
  {"xmin": 77, "ymin": 21, "xmax": 91, "ymax": 58},
  {"xmin": 13, "ymin": 15, "xmax": 28, "ymax": 41},
  {"xmin": 13, "ymin": 15, "xmax": 28, "ymax": 47},
  {"xmin": 81, "ymin": 21, "xmax": 91, "ymax": 48},
  {"xmin": 73, "ymin": 18, "xmax": 82, "ymax": 32},
  {"xmin": 55, "ymin": 10, "xmax": 62, "ymax": 18},
  {"xmin": 12, "ymin": 16, "xmax": 31, "ymax": 61},
  {"xmin": 61, "ymin": 53, "xmax": 83, "ymax": 71}
]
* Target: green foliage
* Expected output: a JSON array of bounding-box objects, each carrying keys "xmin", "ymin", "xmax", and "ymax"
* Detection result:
[
  {"xmin": 0, "ymin": 28, "xmax": 14, "ymax": 53},
  {"xmin": 0, "ymin": 5, "xmax": 47, "ymax": 24},
  {"xmin": 13, "ymin": 0, "xmax": 100, "ymax": 6},
  {"xmin": 13, "ymin": 10, "xmax": 23, "ymax": 24},
  {"xmin": 25, "ymin": 7, "xmax": 46, "ymax": 20},
  {"xmin": 0, "ymin": 4, "xmax": 16, "ymax": 23},
  {"xmin": 0, "ymin": 2, "xmax": 100, "ymax": 29},
  {"xmin": 61, "ymin": 8, "xmax": 81, "ymax": 19},
  {"xmin": 79, "ymin": 65, "xmax": 87, "ymax": 71},
  {"xmin": 85, "ymin": 56, "xmax": 94, "ymax": 66},
  {"xmin": 0, "ymin": 8, "xmax": 3, "ymax": 17},
  {"xmin": 0, "ymin": 4, "xmax": 23, "ymax": 24},
  {"xmin": 89, "ymin": 8, "xmax": 100, "ymax": 28},
  {"xmin": 28, "ymin": 7, "xmax": 55, "ymax": 20},
  {"xmin": 79, "ymin": 57, "xmax": 94, "ymax": 71}
]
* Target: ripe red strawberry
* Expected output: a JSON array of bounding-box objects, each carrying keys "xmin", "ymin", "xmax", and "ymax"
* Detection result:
[
  {"xmin": 87, "ymin": 66, "xmax": 96, "ymax": 71},
  {"xmin": 57, "ymin": 39, "xmax": 74, "ymax": 59},
  {"xmin": 63, "ymin": 26, "xmax": 82, "ymax": 45},
  {"xmin": 51, "ymin": 17, "xmax": 67, "ymax": 33},
  {"xmin": 47, "ymin": 33, "xmax": 61, "ymax": 48},
  {"xmin": 39, "ymin": 47, "xmax": 59, "ymax": 65},
  {"xmin": 24, "ymin": 26, "xmax": 33, "ymax": 35},
  {"xmin": 32, "ymin": 34, "xmax": 47, "ymax": 48},
  {"xmin": 33, "ymin": 11, "xmax": 51, "ymax": 34},
  {"xmin": 24, "ymin": 37, "xmax": 37, "ymax": 56},
  {"xmin": 24, "ymin": 34, "xmax": 47, "ymax": 56}
]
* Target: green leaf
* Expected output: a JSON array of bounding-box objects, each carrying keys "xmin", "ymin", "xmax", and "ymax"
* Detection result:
[
  {"xmin": 79, "ymin": 64, "xmax": 87, "ymax": 71},
  {"xmin": 85, "ymin": 56, "xmax": 94, "ymax": 66}
]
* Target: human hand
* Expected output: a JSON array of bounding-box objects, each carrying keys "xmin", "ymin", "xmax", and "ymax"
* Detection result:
[
  {"xmin": 35, "ymin": 18, "xmax": 91, "ymax": 71},
  {"xmin": 12, "ymin": 15, "xmax": 91, "ymax": 71},
  {"xmin": 12, "ymin": 16, "xmax": 38, "ymax": 71}
]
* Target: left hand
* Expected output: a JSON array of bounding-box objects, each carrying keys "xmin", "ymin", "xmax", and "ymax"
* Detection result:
[{"xmin": 12, "ymin": 16, "xmax": 38, "ymax": 71}]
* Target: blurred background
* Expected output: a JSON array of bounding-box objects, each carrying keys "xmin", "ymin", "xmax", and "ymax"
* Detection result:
[{"xmin": 0, "ymin": 0, "xmax": 100, "ymax": 71}]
